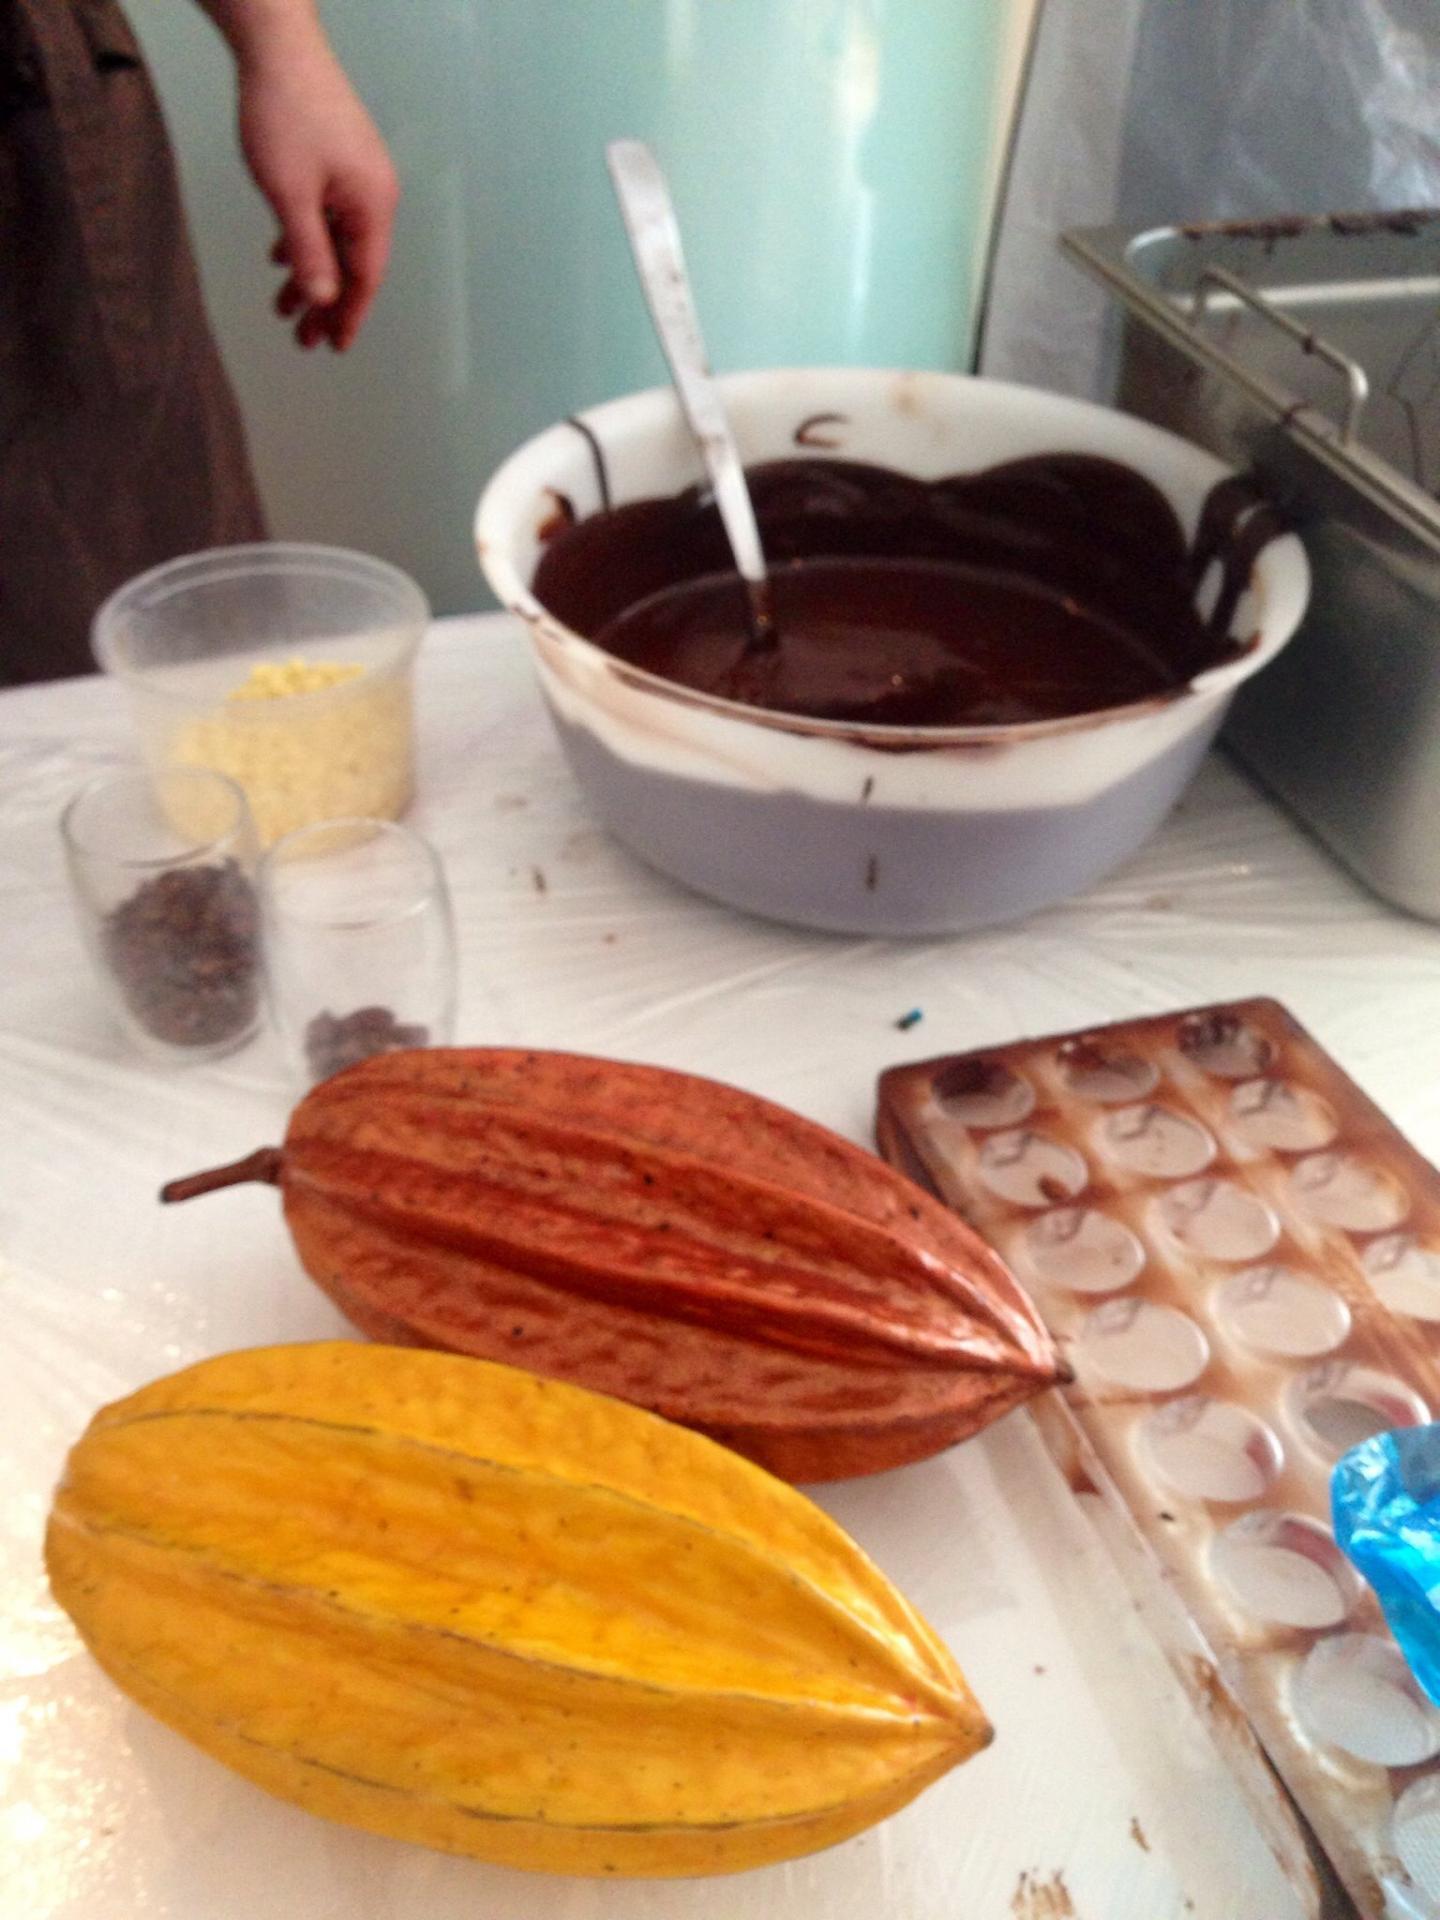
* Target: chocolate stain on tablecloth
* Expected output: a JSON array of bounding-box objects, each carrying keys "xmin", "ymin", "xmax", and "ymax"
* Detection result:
[{"xmin": 1011, "ymin": 1868, "xmax": 1076, "ymax": 1918}]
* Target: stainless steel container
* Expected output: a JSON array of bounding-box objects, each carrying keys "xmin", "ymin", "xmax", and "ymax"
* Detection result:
[{"xmin": 1065, "ymin": 211, "xmax": 1440, "ymax": 920}]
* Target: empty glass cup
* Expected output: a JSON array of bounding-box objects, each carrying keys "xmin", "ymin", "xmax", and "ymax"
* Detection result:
[
  {"xmin": 259, "ymin": 818, "xmax": 457, "ymax": 1085},
  {"xmin": 61, "ymin": 766, "xmax": 262, "ymax": 1062}
]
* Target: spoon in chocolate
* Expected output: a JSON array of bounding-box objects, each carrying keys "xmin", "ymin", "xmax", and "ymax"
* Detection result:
[{"xmin": 605, "ymin": 139, "xmax": 775, "ymax": 651}]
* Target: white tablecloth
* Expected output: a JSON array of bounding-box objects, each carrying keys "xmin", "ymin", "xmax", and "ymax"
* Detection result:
[{"xmin": 5, "ymin": 615, "xmax": 1437, "ymax": 1920}]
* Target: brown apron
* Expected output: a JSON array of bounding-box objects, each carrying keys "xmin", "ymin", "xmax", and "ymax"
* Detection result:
[{"xmin": 0, "ymin": 0, "xmax": 265, "ymax": 686}]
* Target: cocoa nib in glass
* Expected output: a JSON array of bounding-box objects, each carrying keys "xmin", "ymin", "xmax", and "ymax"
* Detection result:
[
  {"xmin": 102, "ymin": 861, "xmax": 259, "ymax": 1048},
  {"xmin": 305, "ymin": 1006, "xmax": 429, "ymax": 1082}
]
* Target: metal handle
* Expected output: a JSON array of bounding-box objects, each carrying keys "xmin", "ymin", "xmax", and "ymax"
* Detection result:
[
  {"xmin": 1192, "ymin": 266, "xmax": 1369, "ymax": 445},
  {"xmin": 605, "ymin": 138, "xmax": 768, "ymax": 589}
]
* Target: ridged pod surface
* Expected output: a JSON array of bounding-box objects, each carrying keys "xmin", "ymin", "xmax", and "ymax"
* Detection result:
[
  {"xmin": 163, "ymin": 1048, "xmax": 1062, "ymax": 1481},
  {"xmin": 46, "ymin": 1342, "xmax": 991, "ymax": 1877}
]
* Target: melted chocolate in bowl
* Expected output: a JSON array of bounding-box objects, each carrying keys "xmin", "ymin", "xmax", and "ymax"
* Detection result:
[{"xmin": 531, "ymin": 456, "xmax": 1274, "ymax": 728}]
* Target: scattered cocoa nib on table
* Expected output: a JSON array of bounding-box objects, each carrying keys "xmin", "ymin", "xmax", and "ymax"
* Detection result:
[
  {"xmin": 103, "ymin": 861, "xmax": 259, "ymax": 1049},
  {"xmin": 305, "ymin": 1006, "xmax": 430, "ymax": 1081}
]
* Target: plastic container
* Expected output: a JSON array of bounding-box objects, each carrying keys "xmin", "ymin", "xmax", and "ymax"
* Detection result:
[
  {"xmin": 475, "ymin": 368, "xmax": 1310, "ymax": 937},
  {"xmin": 877, "ymin": 998, "xmax": 1440, "ymax": 1917},
  {"xmin": 93, "ymin": 545, "xmax": 429, "ymax": 848}
]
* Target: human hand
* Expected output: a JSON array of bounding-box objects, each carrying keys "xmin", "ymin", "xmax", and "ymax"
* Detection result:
[{"xmin": 236, "ymin": 38, "xmax": 398, "ymax": 351}]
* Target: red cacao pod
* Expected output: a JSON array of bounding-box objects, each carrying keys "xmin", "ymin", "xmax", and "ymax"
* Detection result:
[{"xmin": 163, "ymin": 1049, "xmax": 1060, "ymax": 1481}]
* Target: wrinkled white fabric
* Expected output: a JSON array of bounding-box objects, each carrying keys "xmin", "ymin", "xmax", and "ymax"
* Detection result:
[{"xmin": 7, "ymin": 616, "xmax": 1426, "ymax": 1918}]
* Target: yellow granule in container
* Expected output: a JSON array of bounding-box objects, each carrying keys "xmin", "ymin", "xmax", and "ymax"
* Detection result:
[
  {"xmin": 225, "ymin": 659, "xmax": 365, "ymax": 702},
  {"xmin": 168, "ymin": 657, "xmax": 414, "ymax": 847}
]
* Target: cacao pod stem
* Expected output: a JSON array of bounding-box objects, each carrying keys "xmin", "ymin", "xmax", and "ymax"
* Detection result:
[{"xmin": 161, "ymin": 1147, "xmax": 283, "ymax": 1205}]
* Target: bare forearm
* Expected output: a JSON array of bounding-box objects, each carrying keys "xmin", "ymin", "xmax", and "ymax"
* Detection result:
[
  {"xmin": 193, "ymin": 0, "xmax": 329, "ymax": 75},
  {"xmin": 193, "ymin": 0, "xmax": 398, "ymax": 351}
]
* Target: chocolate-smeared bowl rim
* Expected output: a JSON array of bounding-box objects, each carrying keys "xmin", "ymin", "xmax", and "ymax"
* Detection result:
[{"xmin": 477, "ymin": 368, "xmax": 1310, "ymax": 748}]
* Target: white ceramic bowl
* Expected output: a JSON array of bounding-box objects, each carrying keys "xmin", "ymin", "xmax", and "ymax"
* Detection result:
[{"xmin": 476, "ymin": 369, "xmax": 1309, "ymax": 936}]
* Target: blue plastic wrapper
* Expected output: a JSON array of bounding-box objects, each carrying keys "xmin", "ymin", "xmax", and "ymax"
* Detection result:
[{"xmin": 1334, "ymin": 1425, "xmax": 1440, "ymax": 1709}]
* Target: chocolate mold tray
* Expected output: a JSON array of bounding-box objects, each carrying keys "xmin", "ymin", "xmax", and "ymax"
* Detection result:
[{"xmin": 878, "ymin": 999, "xmax": 1440, "ymax": 1920}]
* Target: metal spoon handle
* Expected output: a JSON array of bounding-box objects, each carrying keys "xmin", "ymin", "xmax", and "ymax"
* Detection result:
[{"xmin": 605, "ymin": 139, "xmax": 769, "ymax": 593}]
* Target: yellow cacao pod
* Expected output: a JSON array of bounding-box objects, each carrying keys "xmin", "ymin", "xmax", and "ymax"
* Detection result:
[{"xmin": 46, "ymin": 1342, "xmax": 990, "ymax": 1878}]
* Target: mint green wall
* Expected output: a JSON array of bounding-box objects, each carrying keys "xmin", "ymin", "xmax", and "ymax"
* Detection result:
[{"xmin": 131, "ymin": 2, "xmax": 1022, "ymax": 614}]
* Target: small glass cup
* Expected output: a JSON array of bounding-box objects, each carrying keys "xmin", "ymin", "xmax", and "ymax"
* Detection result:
[
  {"xmin": 60, "ymin": 767, "xmax": 262, "ymax": 1062},
  {"xmin": 259, "ymin": 818, "xmax": 456, "ymax": 1085}
]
